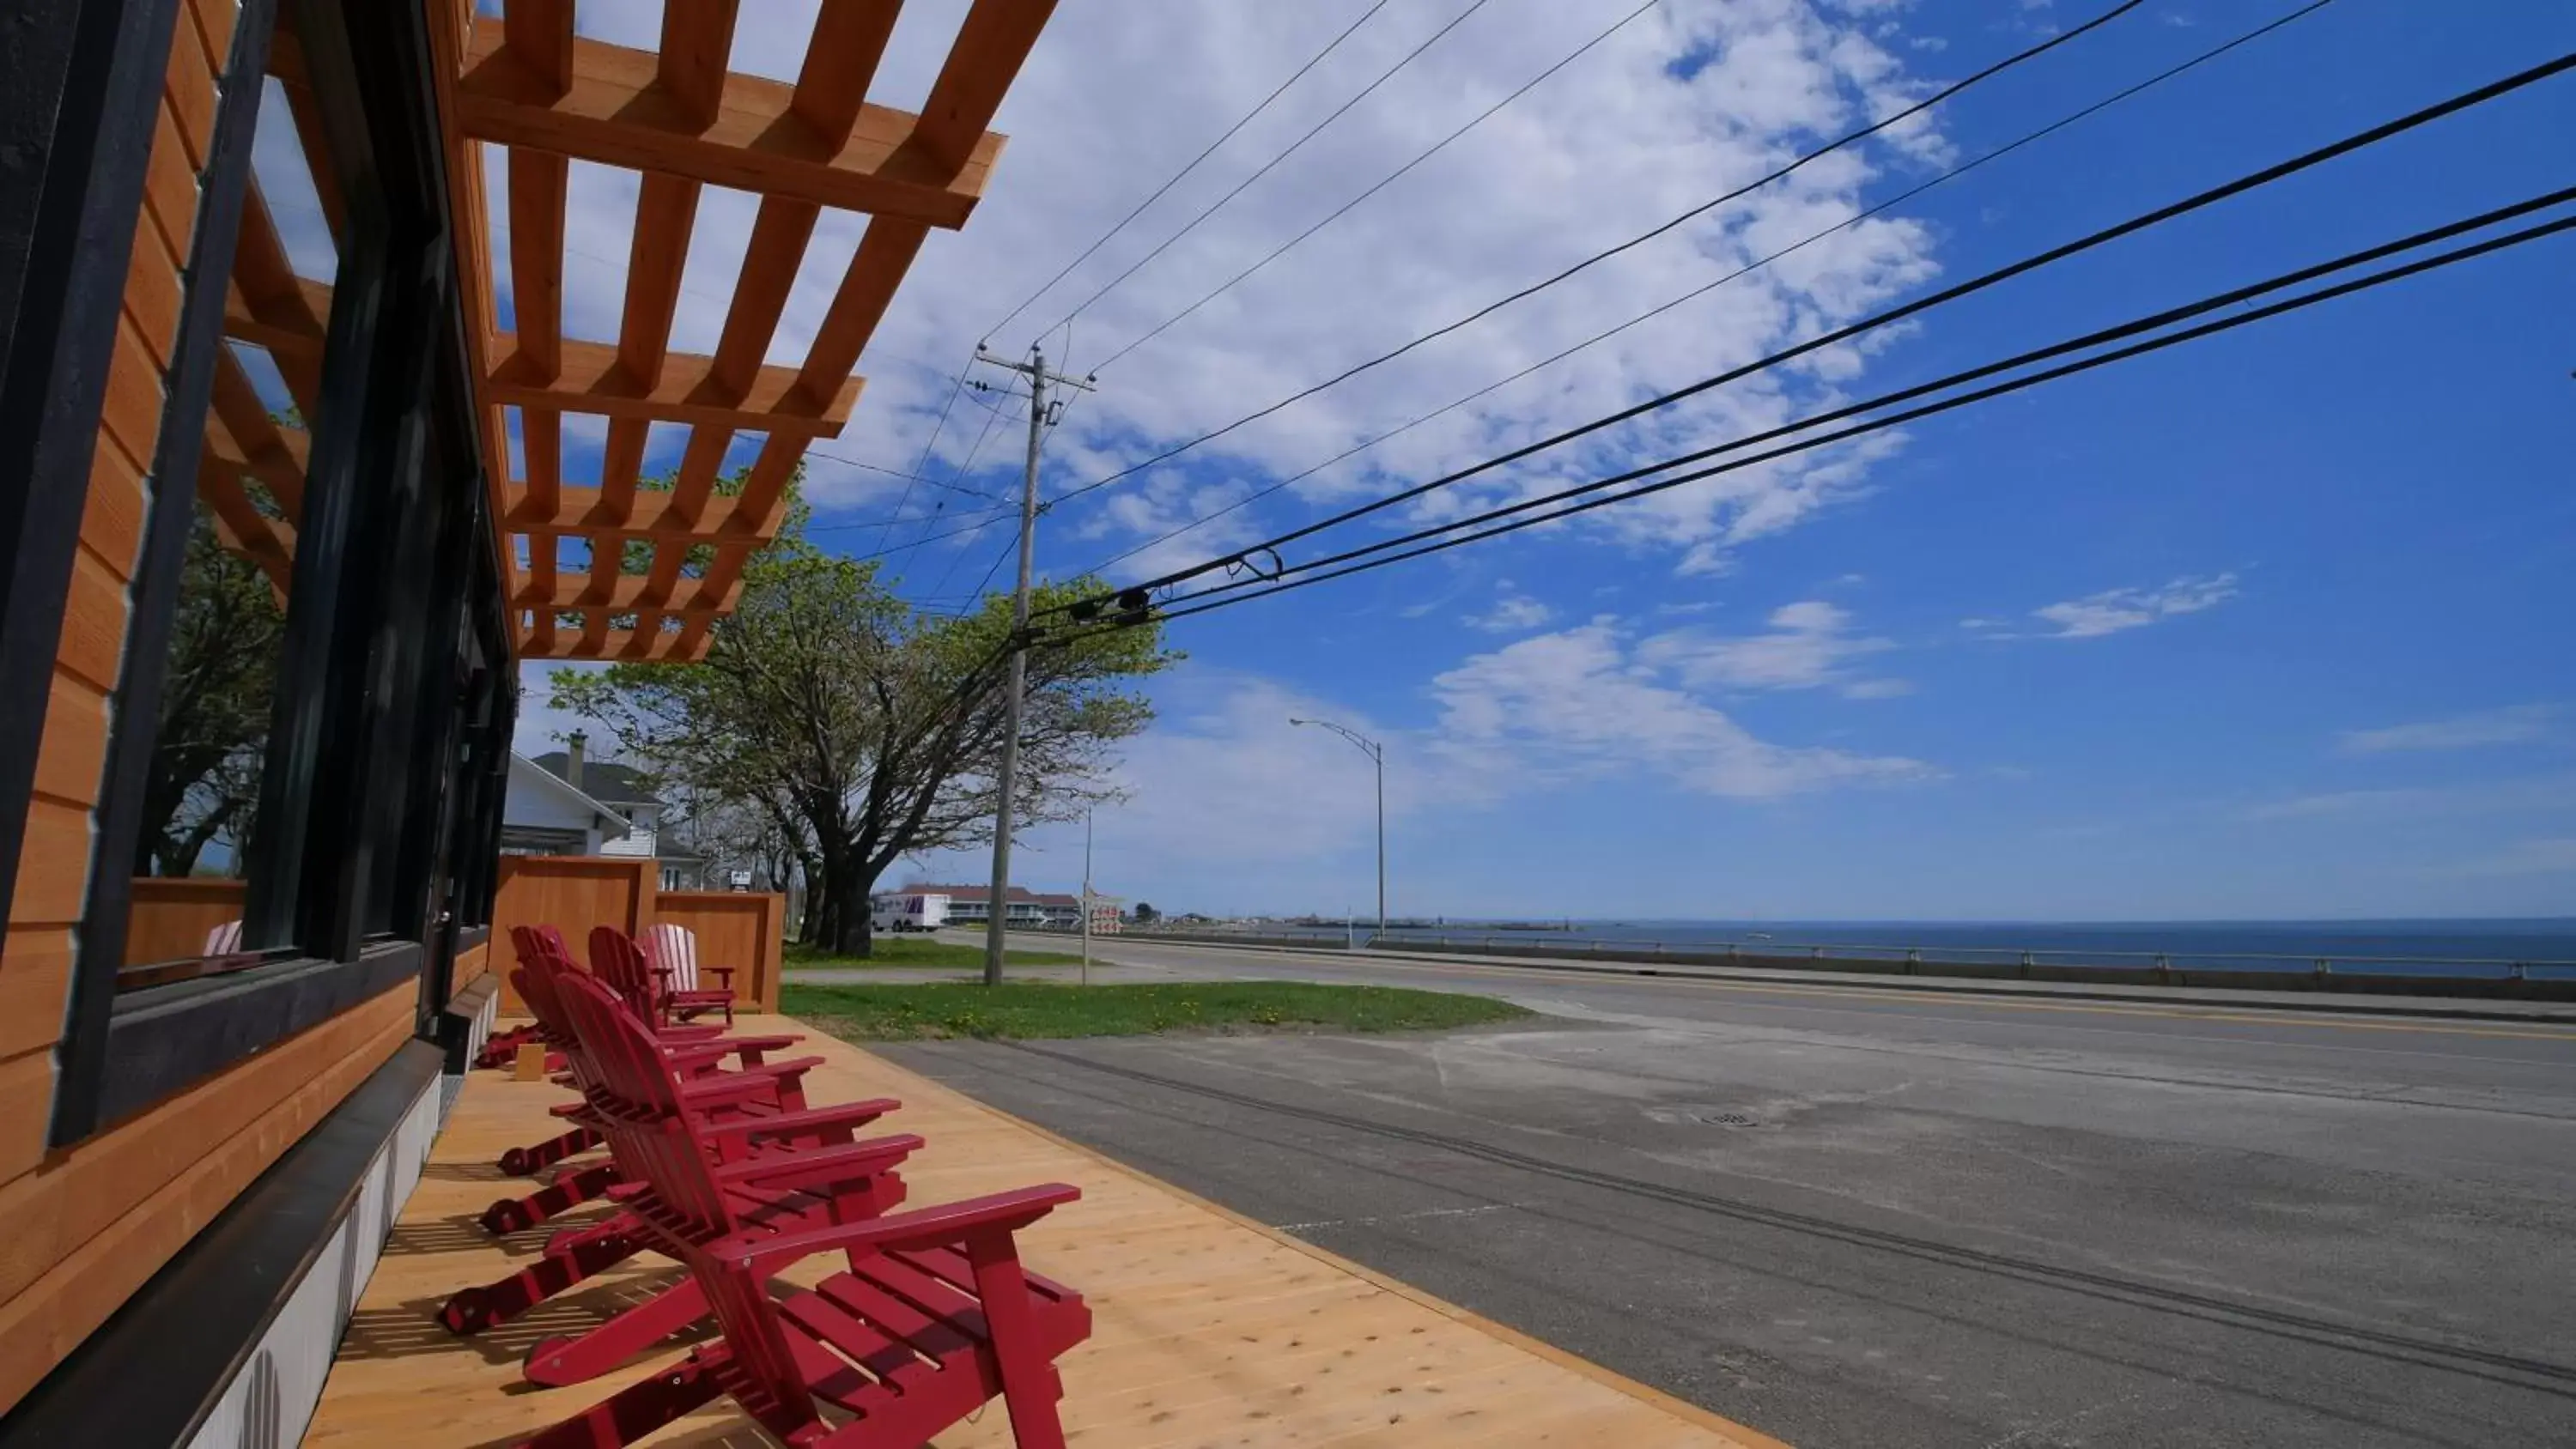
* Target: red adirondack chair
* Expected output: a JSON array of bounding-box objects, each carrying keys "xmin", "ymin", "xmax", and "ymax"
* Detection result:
[
  {"xmin": 522, "ymin": 970, "xmax": 1090, "ymax": 1448},
  {"xmin": 644, "ymin": 921, "xmax": 737, "ymax": 1025},
  {"xmin": 447, "ymin": 948, "xmax": 922, "ymax": 1387},
  {"xmin": 481, "ymin": 926, "xmax": 817, "ymax": 1230},
  {"xmin": 493, "ymin": 925, "xmax": 775, "ymax": 1177}
]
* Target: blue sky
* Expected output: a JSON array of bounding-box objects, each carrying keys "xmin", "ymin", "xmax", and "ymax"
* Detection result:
[{"xmin": 476, "ymin": 0, "xmax": 2574, "ymax": 921}]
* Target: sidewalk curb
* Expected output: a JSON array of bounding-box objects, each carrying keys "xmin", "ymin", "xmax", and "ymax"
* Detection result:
[{"xmin": 1095, "ymin": 935, "xmax": 2576, "ymax": 1027}]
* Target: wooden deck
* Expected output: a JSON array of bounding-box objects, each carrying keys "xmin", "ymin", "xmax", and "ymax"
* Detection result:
[{"xmin": 305, "ymin": 1016, "xmax": 1785, "ymax": 1448}]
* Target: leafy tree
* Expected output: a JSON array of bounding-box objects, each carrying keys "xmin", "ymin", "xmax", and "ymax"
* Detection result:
[
  {"xmin": 552, "ymin": 535, "xmax": 1174, "ymax": 955},
  {"xmin": 137, "ymin": 519, "xmax": 285, "ymax": 876},
  {"xmin": 1131, "ymin": 901, "xmax": 1159, "ymax": 924}
]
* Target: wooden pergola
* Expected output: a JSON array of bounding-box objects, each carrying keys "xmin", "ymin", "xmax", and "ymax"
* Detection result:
[{"xmin": 210, "ymin": 0, "xmax": 1053, "ymax": 661}]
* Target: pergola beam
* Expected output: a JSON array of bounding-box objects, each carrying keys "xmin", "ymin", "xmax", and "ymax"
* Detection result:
[
  {"xmin": 454, "ymin": 20, "xmax": 1007, "ymax": 231},
  {"xmin": 488, "ymin": 334, "xmax": 863, "ymax": 434},
  {"xmin": 514, "ymin": 621, "xmax": 708, "ymax": 662},
  {"xmin": 505, "ymin": 485, "xmax": 772, "ymax": 541},
  {"xmin": 510, "ymin": 573, "xmax": 744, "ymax": 614}
]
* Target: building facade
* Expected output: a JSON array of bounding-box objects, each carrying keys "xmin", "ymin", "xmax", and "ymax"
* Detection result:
[{"xmin": 0, "ymin": 1, "xmax": 1050, "ymax": 1440}]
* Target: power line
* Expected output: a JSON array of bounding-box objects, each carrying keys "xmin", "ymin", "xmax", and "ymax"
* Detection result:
[
  {"xmin": 801, "ymin": 445, "xmax": 1005, "ymax": 504},
  {"xmin": 1046, "ymin": 0, "xmax": 2150, "ymax": 511},
  {"xmin": 1095, "ymin": 0, "xmax": 1666, "ymax": 372},
  {"xmin": 1155, "ymin": 187, "xmax": 2576, "ymax": 613},
  {"xmin": 1040, "ymin": 202, "xmax": 2576, "ymax": 642},
  {"xmin": 981, "ymin": 0, "xmax": 1399, "ymax": 347},
  {"xmin": 1027, "ymin": 0, "xmax": 1503, "ymax": 348},
  {"xmin": 870, "ymin": 379, "xmax": 1015, "ymax": 555},
  {"xmin": 1073, "ymin": 0, "xmax": 2338, "ymax": 579},
  {"xmin": 1045, "ymin": 46, "xmax": 2576, "ymax": 616}
]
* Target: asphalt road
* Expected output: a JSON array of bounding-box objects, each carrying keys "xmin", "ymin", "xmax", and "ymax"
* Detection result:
[{"xmin": 871, "ymin": 936, "xmax": 2576, "ymax": 1449}]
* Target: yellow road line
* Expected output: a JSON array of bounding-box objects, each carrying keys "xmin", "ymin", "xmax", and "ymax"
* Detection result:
[{"xmin": 1124, "ymin": 943, "xmax": 2576, "ymax": 1045}]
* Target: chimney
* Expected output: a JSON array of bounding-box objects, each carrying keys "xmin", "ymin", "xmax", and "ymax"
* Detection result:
[{"xmin": 564, "ymin": 731, "xmax": 586, "ymax": 791}]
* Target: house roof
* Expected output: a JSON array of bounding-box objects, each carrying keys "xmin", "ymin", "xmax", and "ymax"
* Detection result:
[
  {"xmin": 529, "ymin": 751, "xmax": 659, "ymax": 808},
  {"xmin": 506, "ymin": 754, "xmax": 634, "ymax": 833}
]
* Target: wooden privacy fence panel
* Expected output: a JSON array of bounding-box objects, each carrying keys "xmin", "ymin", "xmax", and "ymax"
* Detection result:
[
  {"xmin": 123, "ymin": 877, "xmax": 247, "ymax": 967},
  {"xmin": 485, "ymin": 855, "xmax": 655, "ymax": 1012},
  {"xmin": 484, "ymin": 858, "xmax": 784, "ymax": 1013},
  {"xmin": 657, "ymin": 890, "xmax": 785, "ymax": 1012}
]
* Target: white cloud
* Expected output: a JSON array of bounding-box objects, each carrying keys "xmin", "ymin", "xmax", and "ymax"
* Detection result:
[
  {"xmin": 498, "ymin": 2, "xmax": 1960, "ymax": 582},
  {"xmin": 1430, "ymin": 620, "xmax": 1929, "ymax": 797},
  {"xmin": 1463, "ymin": 581, "xmax": 1556, "ymax": 634},
  {"xmin": 2439, "ymin": 838, "xmax": 2576, "ymax": 878},
  {"xmin": 2019, "ymin": 573, "xmax": 2239, "ymax": 640},
  {"xmin": 1635, "ymin": 598, "xmax": 1902, "ymax": 696},
  {"xmin": 2240, "ymin": 773, "xmax": 2576, "ymax": 822},
  {"xmin": 2336, "ymin": 705, "xmax": 2557, "ymax": 756}
]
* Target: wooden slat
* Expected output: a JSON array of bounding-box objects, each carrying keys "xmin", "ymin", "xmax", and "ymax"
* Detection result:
[
  {"xmin": 526, "ymin": 533, "xmax": 558, "ymax": 656},
  {"xmin": 488, "ymin": 334, "xmax": 862, "ymax": 433},
  {"xmin": 206, "ymin": 350, "xmax": 307, "ymax": 515},
  {"xmin": 229, "ymin": 188, "xmax": 327, "ymax": 418},
  {"xmin": 162, "ymin": 15, "xmax": 220, "ymax": 170},
  {"xmin": 141, "ymin": 100, "xmax": 199, "ymax": 265},
  {"xmin": 912, "ymin": 0, "xmax": 1058, "ymax": 177},
  {"xmin": 222, "ymin": 272, "xmax": 332, "ymax": 360},
  {"xmin": 416, "ymin": 0, "xmax": 525, "ymax": 620},
  {"xmin": 519, "ymin": 621, "xmax": 709, "ymax": 661},
  {"xmin": 197, "ymin": 460, "xmax": 300, "ymax": 590},
  {"xmin": 511, "ymin": 570, "xmax": 740, "ymax": 615},
  {"xmin": 505, "ymin": 486, "xmax": 767, "ymax": 541},
  {"xmin": 503, "ymin": 149, "xmax": 565, "ymax": 382},
  {"xmin": 0, "ymin": 991, "xmax": 416, "ymax": 1416},
  {"xmin": 500, "ymin": 0, "xmax": 572, "ymax": 98},
  {"xmin": 793, "ymin": 216, "xmax": 928, "ymax": 407},
  {"xmin": 793, "ymin": 0, "xmax": 903, "ymax": 144},
  {"xmin": 79, "ymin": 438, "xmax": 149, "ymax": 582},
  {"xmin": 453, "ymin": 22, "xmax": 1006, "ymax": 229}
]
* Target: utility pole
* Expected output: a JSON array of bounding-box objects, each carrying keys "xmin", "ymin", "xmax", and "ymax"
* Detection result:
[{"xmin": 975, "ymin": 343, "xmax": 1094, "ymax": 987}]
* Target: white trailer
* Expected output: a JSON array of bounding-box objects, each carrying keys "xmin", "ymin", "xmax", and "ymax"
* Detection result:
[{"xmin": 871, "ymin": 891, "xmax": 951, "ymax": 933}]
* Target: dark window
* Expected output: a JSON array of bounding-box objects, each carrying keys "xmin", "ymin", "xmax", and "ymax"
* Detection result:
[{"xmin": 49, "ymin": 1, "xmax": 509, "ymax": 1143}]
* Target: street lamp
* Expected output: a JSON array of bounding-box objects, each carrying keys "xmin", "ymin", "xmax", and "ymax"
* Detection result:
[{"xmin": 1290, "ymin": 718, "xmax": 1383, "ymax": 946}]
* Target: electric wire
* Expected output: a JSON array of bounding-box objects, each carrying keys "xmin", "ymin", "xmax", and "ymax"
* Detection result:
[
  {"xmin": 1072, "ymin": 0, "xmax": 2338, "ymax": 579},
  {"xmin": 1035, "ymin": 202, "xmax": 2575, "ymax": 642},
  {"xmin": 1093, "ymin": 0, "xmax": 1667, "ymax": 371},
  {"xmin": 1042, "ymin": 46, "xmax": 2576, "ymax": 616},
  {"xmin": 980, "ymin": 0, "xmax": 1399, "ymax": 347},
  {"xmin": 1025, "ymin": 0, "xmax": 1504, "ymax": 348},
  {"xmin": 1045, "ymin": 0, "xmax": 2151, "ymax": 510}
]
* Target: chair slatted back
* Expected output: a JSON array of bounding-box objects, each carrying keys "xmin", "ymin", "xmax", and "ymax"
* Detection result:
[
  {"xmin": 548, "ymin": 970, "xmax": 817, "ymax": 1421},
  {"xmin": 205, "ymin": 919, "xmax": 243, "ymax": 955},
  {"xmin": 644, "ymin": 922, "xmax": 700, "ymax": 991},
  {"xmin": 587, "ymin": 926, "xmax": 662, "ymax": 1019}
]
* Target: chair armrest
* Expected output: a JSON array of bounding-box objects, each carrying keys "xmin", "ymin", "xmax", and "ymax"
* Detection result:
[
  {"xmin": 676, "ymin": 1058, "xmax": 824, "ymax": 1111},
  {"xmin": 716, "ymin": 1133, "xmax": 921, "ymax": 1189},
  {"xmin": 652, "ymin": 1023, "xmax": 728, "ymax": 1042},
  {"xmin": 723, "ymin": 1183, "xmax": 1080, "ymax": 1272},
  {"xmin": 701, "ymin": 966, "xmax": 736, "ymax": 985},
  {"xmin": 702, "ymin": 1097, "xmax": 898, "ymax": 1143},
  {"xmin": 661, "ymin": 1034, "xmax": 799, "ymax": 1068}
]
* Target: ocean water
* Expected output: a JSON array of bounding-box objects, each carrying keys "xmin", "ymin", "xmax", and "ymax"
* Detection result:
[{"xmin": 1217, "ymin": 919, "xmax": 2576, "ymax": 978}]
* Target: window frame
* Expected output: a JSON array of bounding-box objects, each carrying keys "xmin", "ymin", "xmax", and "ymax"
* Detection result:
[{"xmin": 48, "ymin": 0, "xmax": 501, "ymax": 1145}]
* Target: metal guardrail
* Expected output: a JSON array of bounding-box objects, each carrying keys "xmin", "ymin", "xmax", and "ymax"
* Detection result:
[{"xmin": 1099, "ymin": 927, "xmax": 2576, "ymax": 982}]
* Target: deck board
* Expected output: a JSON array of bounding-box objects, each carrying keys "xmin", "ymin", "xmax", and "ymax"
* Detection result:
[{"xmin": 304, "ymin": 1016, "xmax": 1782, "ymax": 1447}]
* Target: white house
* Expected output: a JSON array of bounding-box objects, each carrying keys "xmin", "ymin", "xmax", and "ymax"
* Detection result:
[
  {"xmin": 499, "ymin": 753, "xmax": 632, "ymax": 857},
  {"xmin": 510, "ymin": 733, "xmax": 708, "ymax": 889}
]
